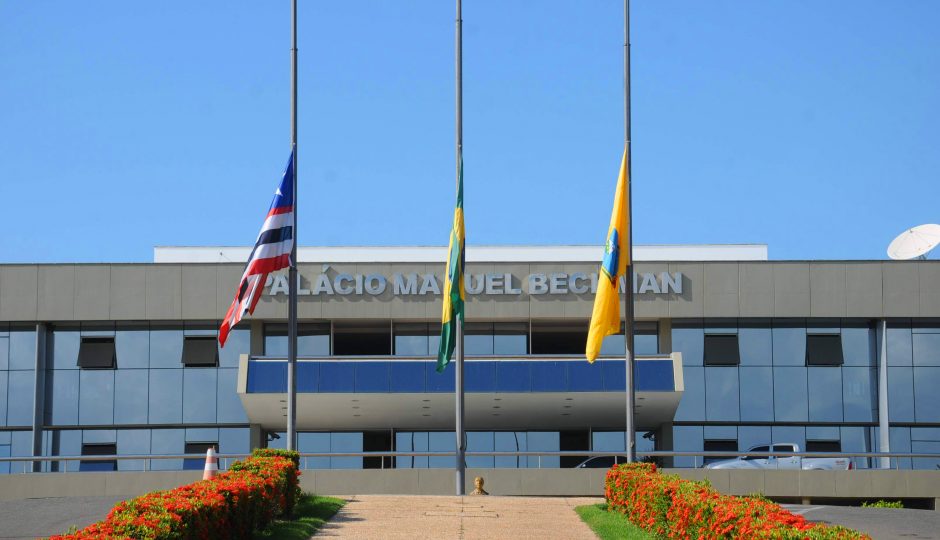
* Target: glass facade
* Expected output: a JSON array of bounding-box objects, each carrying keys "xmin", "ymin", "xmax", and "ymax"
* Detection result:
[{"xmin": 1, "ymin": 316, "xmax": 938, "ymax": 471}]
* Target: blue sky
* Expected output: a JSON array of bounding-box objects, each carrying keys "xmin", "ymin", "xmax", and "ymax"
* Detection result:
[{"xmin": 1, "ymin": 0, "xmax": 938, "ymax": 263}]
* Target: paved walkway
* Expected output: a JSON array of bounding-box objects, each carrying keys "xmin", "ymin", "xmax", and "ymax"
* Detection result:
[
  {"xmin": 314, "ymin": 495, "xmax": 605, "ymax": 540},
  {"xmin": 0, "ymin": 496, "xmax": 126, "ymax": 540},
  {"xmin": 782, "ymin": 504, "xmax": 940, "ymax": 540}
]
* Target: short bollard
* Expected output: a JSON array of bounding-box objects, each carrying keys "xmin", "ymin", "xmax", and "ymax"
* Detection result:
[{"xmin": 203, "ymin": 447, "xmax": 219, "ymax": 480}]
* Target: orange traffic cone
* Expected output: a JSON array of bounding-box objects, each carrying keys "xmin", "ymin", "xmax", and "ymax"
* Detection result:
[{"xmin": 203, "ymin": 447, "xmax": 219, "ymax": 480}]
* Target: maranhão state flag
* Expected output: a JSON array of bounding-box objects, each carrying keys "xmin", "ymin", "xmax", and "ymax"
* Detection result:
[
  {"xmin": 219, "ymin": 153, "xmax": 295, "ymax": 347},
  {"xmin": 586, "ymin": 148, "xmax": 630, "ymax": 362}
]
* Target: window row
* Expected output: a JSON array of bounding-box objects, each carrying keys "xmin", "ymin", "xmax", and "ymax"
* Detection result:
[
  {"xmin": 50, "ymin": 325, "xmax": 249, "ymax": 370},
  {"xmin": 263, "ymin": 320, "xmax": 660, "ymax": 357}
]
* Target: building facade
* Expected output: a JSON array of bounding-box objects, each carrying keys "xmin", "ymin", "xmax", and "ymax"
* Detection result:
[{"xmin": 0, "ymin": 245, "xmax": 938, "ymax": 472}]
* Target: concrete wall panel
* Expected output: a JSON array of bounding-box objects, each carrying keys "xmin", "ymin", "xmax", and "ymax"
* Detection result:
[
  {"xmin": 773, "ymin": 263, "xmax": 810, "ymax": 317},
  {"xmin": 882, "ymin": 263, "xmax": 920, "ymax": 317},
  {"xmin": 845, "ymin": 263, "xmax": 883, "ymax": 317},
  {"xmin": 703, "ymin": 263, "xmax": 739, "ymax": 318},
  {"xmin": 633, "ymin": 262, "xmax": 669, "ymax": 319},
  {"xmin": 145, "ymin": 265, "xmax": 182, "ymax": 320},
  {"xmin": 109, "ymin": 266, "xmax": 146, "ymax": 319},
  {"xmin": 181, "ymin": 265, "xmax": 218, "ymax": 320},
  {"xmin": 667, "ymin": 263, "xmax": 704, "ymax": 318},
  {"xmin": 738, "ymin": 263, "xmax": 774, "ymax": 317},
  {"xmin": 37, "ymin": 265, "xmax": 75, "ymax": 320},
  {"xmin": 809, "ymin": 264, "xmax": 846, "ymax": 317},
  {"xmin": 74, "ymin": 265, "xmax": 111, "ymax": 321},
  {"xmin": 0, "ymin": 265, "xmax": 38, "ymax": 321},
  {"xmin": 918, "ymin": 264, "xmax": 940, "ymax": 317}
]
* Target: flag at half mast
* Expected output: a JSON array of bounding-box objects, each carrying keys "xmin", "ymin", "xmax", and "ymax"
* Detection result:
[
  {"xmin": 586, "ymin": 148, "xmax": 630, "ymax": 362},
  {"xmin": 437, "ymin": 157, "xmax": 466, "ymax": 372},
  {"xmin": 219, "ymin": 153, "xmax": 295, "ymax": 347}
]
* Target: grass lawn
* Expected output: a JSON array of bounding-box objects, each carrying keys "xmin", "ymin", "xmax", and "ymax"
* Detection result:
[
  {"xmin": 253, "ymin": 494, "xmax": 346, "ymax": 540},
  {"xmin": 576, "ymin": 503, "xmax": 658, "ymax": 540}
]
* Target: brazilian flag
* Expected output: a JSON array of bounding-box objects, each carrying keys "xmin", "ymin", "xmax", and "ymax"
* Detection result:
[{"xmin": 437, "ymin": 157, "xmax": 465, "ymax": 372}]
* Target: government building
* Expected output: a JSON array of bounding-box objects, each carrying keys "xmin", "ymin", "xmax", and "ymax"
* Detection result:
[{"xmin": 0, "ymin": 244, "xmax": 938, "ymax": 472}]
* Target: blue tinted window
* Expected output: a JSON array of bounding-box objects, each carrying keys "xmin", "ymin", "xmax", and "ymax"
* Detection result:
[
  {"xmin": 672, "ymin": 322, "xmax": 703, "ymax": 366},
  {"xmin": 913, "ymin": 367, "xmax": 940, "ymax": 422},
  {"xmin": 705, "ymin": 367, "xmax": 739, "ymax": 421},
  {"xmin": 298, "ymin": 432, "xmax": 330, "ymax": 469},
  {"xmin": 219, "ymin": 328, "xmax": 249, "ymax": 367},
  {"xmin": 913, "ymin": 334, "xmax": 940, "ymax": 366},
  {"xmin": 495, "ymin": 431, "xmax": 527, "ymax": 468},
  {"xmin": 738, "ymin": 323, "xmax": 772, "ymax": 366},
  {"xmin": 7, "ymin": 370, "xmax": 34, "ymax": 426},
  {"xmin": 888, "ymin": 367, "xmax": 915, "ymax": 422},
  {"xmin": 116, "ymin": 326, "xmax": 150, "ymax": 369},
  {"xmin": 466, "ymin": 431, "xmax": 494, "ymax": 468},
  {"xmin": 264, "ymin": 324, "xmax": 330, "ymax": 356},
  {"xmin": 772, "ymin": 322, "xmax": 805, "ymax": 366},
  {"xmin": 0, "ymin": 337, "xmax": 8, "ymax": 370},
  {"xmin": 150, "ymin": 429, "xmax": 184, "ymax": 471},
  {"xmin": 117, "ymin": 429, "xmax": 151, "ymax": 471},
  {"xmin": 183, "ymin": 369, "xmax": 217, "ymax": 423},
  {"xmin": 840, "ymin": 426, "xmax": 872, "ymax": 470},
  {"xmin": 219, "ymin": 428, "xmax": 250, "ymax": 458},
  {"xmin": 887, "ymin": 324, "xmax": 913, "ymax": 366},
  {"xmin": 842, "ymin": 367, "xmax": 875, "ymax": 422},
  {"xmin": 739, "ymin": 367, "xmax": 774, "ymax": 421},
  {"xmin": 525, "ymin": 432, "xmax": 559, "ymax": 468},
  {"xmin": 394, "ymin": 323, "xmax": 430, "ymax": 356},
  {"xmin": 674, "ymin": 367, "xmax": 704, "ymax": 422},
  {"xmin": 773, "ymin": 367, "xmax": 808, "ymax": 421},
  {"xmin": 52, "ymin": 329, "xmax": 80, "ymax": 370},
  {"xmin": 771, "ymin": 426, "xmax": 805, "ymax": 451},
  {"xmin": 672, "ymin": 426, "xmax": 703, "ymax": 468},
  {"xmin": 807, "ymin": 367, "xmax": 843, "ymax": 422},
  {"xmin": 149, "ymin": 327, "xmax": 183, "ymax": 368},
  {"xmin": 114, "ymin": 370, "xmax": 149, "ymax": 424},
  {"xmin": 737, "ymin": 426, "xmax": 772, "ymax": 452},
  {"xmin": 217, "ymin": 368, "xmax": 248, "ymax": 423},
  {"xmin": 79, "ymin": 370, "xmax": 114, "ymax": 425},
  {"xmin": 47, "ymin": 369, "xmax": 79, "ymax": 425},
  {"xmin": 889, "ymin": 427, "xmax": 912, "ymax": 469},
  {"xmin": 465, "ymin": 323, "xmax": 494, "ymax": 355},
  {"xmin": 0, "ymin": 373, "xmax": 6, "ymax": 426},
  {"xmin": 428, "ymin": 431, "xmax": 455, "ymax": 468},
  {"xmin": 149, "ymin": 369, "xmax": 183, "ymax": 423},
  {"xmin": 842, "ymin": 324, "xmax": 874, "ymax": 366},
  {"xmin": 9, "ymin": 327, "xmax": 36, "ymax": 370},
  {"xmin": 494, "ymin": 323, "xmax": 528, "ymax": 355}
]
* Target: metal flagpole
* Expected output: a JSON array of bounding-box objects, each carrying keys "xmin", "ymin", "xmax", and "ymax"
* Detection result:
[
  {"xmin": 286, "ymin": 0, "xmax": 299, "ymax": 452},
  {"xmin": 623, "ymin": 0, "xmax": 637, "ymax": 463},
  {"xmin": 454, "ymin": 0, "xmax": 466, "ymax": 496}
]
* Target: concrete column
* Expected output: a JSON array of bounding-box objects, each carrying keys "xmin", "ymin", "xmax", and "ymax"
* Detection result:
[
  {"xmin": 249, "ymin": 424, "xmax": 264, "ymax": 451},
  {"xmin": 31, "ymin": 323, "xmax": 47, "ymax": 473},
  {"xmin": 249, "ymin": 320, "xmax": 264, "ymax": 356},
  {"xmin": 878, "ymin": 319, "xmax": 890, "ymax": 469},
  {"xmin": 658, "ymin": 422, "xmax": 674, "ymax": 468},
  {"xmin": 658, "ymin": 319, "xmax": 672, "ymax": 355}
]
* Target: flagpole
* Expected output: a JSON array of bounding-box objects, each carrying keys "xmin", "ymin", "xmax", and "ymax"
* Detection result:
[
  {"xmin": 454, "ymin": 0, "xmax": 466, "ymax": 496},
  {"xmin": 286, "ymin": 0, "xmax": 299, "ymax": 452},
  {"xmin": 623, "ymin": 0, "xmax": 636, "ymax": 463}
]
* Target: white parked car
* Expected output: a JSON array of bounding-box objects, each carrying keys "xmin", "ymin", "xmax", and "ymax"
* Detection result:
[{"xmin": 703, "ymin": 443, "xmax": 853, "ymax": 470}]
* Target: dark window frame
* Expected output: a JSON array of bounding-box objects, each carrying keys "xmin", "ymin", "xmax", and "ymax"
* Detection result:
[
  {"xmin": 806, "ymin": 334, "xmax": 844, "ymax": 366},
  {"xmin": 80, "ymin": 443, "xmax": 117, "ymax": 471},
  {"xmin": 703, "ymin": 334, "xmax": 740, "ymax": 366},
  {"xmin": 77, "ymin": 337, "xmax": 116, "ymax": 369},
  {"xmin": 183, "ymin": 442, "xmax": 218, "ymax": 470},
  {"xmin": 182, "ymin": 336, "xmax": 219, "ymax": 367},
  {"xmin": 703, "ymin": 439, "xmax": 738, "ymax": 463}
]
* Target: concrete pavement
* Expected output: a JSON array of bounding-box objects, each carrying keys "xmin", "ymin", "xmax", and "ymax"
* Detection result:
[
  {"xmin": 314, "ymin": 495, "xmax": 604, "ymax": 539},
  {"xmin": 783, "ymin": 504, "xmax": 940, "ymax": 540},
  {"xmin": 0, "ymin": 496, "xmax": 126, "ymax": 540}
]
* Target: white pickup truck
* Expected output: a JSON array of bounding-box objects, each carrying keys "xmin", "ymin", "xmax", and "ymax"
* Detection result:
[{"xmin": 703, "ymin": 443, "xmax": 853, "ymax": 470}]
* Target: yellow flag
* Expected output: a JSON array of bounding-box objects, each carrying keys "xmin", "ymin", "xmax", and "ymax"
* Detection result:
[{"xmin": 586, "ymin": 148, "xmax": 630, "ymax": 362}]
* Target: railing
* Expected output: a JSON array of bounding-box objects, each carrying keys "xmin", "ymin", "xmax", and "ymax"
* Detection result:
[{"xmin": 2, "ymin": 450, "xmax": 939, "ymax": 473}]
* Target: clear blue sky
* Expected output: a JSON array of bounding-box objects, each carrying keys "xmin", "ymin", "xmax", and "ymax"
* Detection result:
[{"xmin": 1, "ymin": 1, "xmax": 938, "ymax": 262}]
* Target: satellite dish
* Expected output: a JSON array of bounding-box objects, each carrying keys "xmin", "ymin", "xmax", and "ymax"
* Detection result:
[{"xmin": 887, "ymin": 224, "xmax": 940, "ymax": 260}]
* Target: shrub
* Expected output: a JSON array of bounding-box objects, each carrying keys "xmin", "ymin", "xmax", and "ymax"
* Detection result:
[
  {"xmin": 605, "ymin": 463, "xmax": 871, "ymax": 539},
  {"xmin": 49, "ymin": 453, "xmax": 301, "ymax": 540},
  {"xmin": 861, "ymin": 499, "xmax": 904, "ymax": 509}
]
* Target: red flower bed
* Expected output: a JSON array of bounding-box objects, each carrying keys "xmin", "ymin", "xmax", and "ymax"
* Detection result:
[
  {"xmin": 605, "ymin": 463, "xmax": 870, "ymax": 539},
  {"xmin": 49, "ymin": 449, "xmax": 301, "ymax": 540}
]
